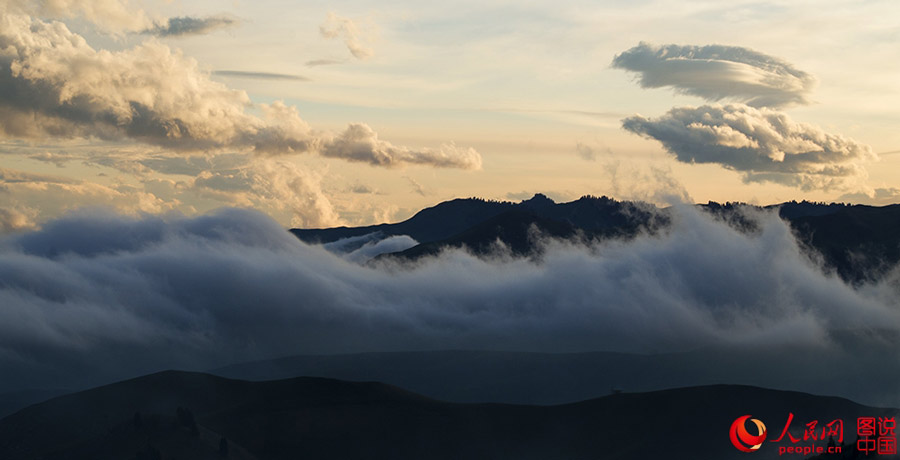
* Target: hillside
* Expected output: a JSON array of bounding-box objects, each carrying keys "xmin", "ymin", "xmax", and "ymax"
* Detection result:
[
  {"xmin": 210, "ymin": 347, "xmax": 900, "ymax": 408},
  {"xmin": 1, "ymin": 371, "xmax": 896, "ymax": 460},
  {"xmin": 294, "ymin": 194, "xmax": 900, "ymax": 282}
]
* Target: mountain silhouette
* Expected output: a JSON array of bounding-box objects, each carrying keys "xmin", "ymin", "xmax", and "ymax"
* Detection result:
[
  {"xmin": 293, "ymin": 194, "xmax": 900, "ymax": 283},
  {"xmin": 1, "ymin": 370, "xmax": 896, "ymax": 460}
]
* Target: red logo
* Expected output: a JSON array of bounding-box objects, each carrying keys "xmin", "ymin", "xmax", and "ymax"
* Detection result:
[{"xmin": 731, "ymin": 415, "xmax": 768, "ymax": 452}]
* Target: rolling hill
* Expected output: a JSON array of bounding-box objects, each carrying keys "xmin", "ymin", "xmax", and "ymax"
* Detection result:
[{"xmin": 1, "ymin": 370, "xmax": 895, "ymax": 460}]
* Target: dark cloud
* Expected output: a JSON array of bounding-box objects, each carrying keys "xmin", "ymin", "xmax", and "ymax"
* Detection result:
[
  {"xmin": 622, "ymin": 104, "xmax": 875, "ymax": 190},
  {"xmin": 0, "ymin": 206, "xmax": 898, "ymax": 395},
  {"xmin": 144, "ymin": 15, "xmax": 238, "ymax": 37},
  {"xmin": 612, "ymin": 42, "xmax": 815, "ymax": 108},
  {"xmin": 305, "ymin": 59, "xmax": 343, "ymax": 67},
  {"xmin": 212, "ymin": 70, "xmax": 309, "ymax": 82}
]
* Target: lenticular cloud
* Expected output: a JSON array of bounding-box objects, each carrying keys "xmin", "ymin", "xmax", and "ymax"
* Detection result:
[{"xmin": 612, "ymin": 42, "xmax": 815, "ymax": 108}]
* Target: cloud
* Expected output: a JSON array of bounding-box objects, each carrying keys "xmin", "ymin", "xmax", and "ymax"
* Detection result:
[
  {"xmin": 3, "ymin": 0, "xmax": 154, "ymax": 33},
  {"xmin": 622, "ymin": 104, "xmax": 875, "ymax": 190},
  {"xmin": 506, "ymin": 191, "xmax": 535, "ymax": 201},
  {"xmin": 403, "ymin": 176, "xmax": 426, "ymax": 196},
  {"xmin": 836, "ymin": 187, "xmax": 900, "ymax": 206},
  {"xmin": 212, "ymin": 70, "xmax": 309, "ymax": 82},
  {"xmin": 144, "ymin": 15, "xmax": 238, "ymax": 37},
  {"xmin": 0, "ymin": 206, "xmax": 36, "ymax": 233},
  {"xmin": 599, "ymin": 160, "xmax": 693, "ymax": 205},
  {"xmin": 192, "ymin": 158, "xmax": 340, "ymax": 228},
  {"xmin": 612, "ymin": 42, "xmax": 815, "ymax": 108},
  {"xmin": 575, "ymin": 141, "xmax": 612, "ymax": 161},
  {"xmin": 319, "ymin": 12, "xmax": 374, "ymax": 60},
  {"xmin": 28, "ymin": 151, "xmax": 75, "ymax": 167},
  {"xmin": 322, "ymin": 124, "xmax": 482, "ymax": 169},
  {"xmin": 6, "ymin": 0, "xmax": 236, "ymax": 37},
  {"xmin": 0, "ymin": 13, "xmax": 479, "ymax": 169},
  {"xmin": 348, "ymin": 183, "xmax": 375, "ymax": 194},
  {"xmin": 0, "ymin": 167, "xmax": 178, "ymax": 220},
  {"xmin": 323, "ymin": 232, "xmax": 419, "ymax": 263},
  {"xmin": 0, "ymin": 13, "xmax": 311, "ymax": 152},
  {"xmin": 4, "ymin": 150, "xmax": 347, "ymax": 229},
  {"xmin": 1, "ymin": 206, "xmax": 899, "ymax": 399},
  {"xmin": 305, "ymin": 59, "xmax": 342, "ymax": 67},
  {"xmin": 0, "ymin": 167, "xmax": 78, "ymax": 185},
  {"xmin": 138, "ymin": 153, "xmax": 250, "ymax": 177}
]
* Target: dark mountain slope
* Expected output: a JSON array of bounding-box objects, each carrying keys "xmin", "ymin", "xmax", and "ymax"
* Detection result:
[
  {"xmin": 789, "ymin": 204, "xmax": 900, "ymax": 283},
  {"xmin": 385, "ymin": 195, "xmax": 663, "ymax": 260},
  {"xmin": 290, "ymin": 197, "xmax": 515, "ymax": 244},
  {"xmin": 291, "ymin": 194, "xmax": 659, "ymax": 246},
  {"xmin": 0, "ymin": 388, "xmax": 67, "ymax": 420},
  {"xmin": 294, "ymin": 194, "xmax": 900, "ymax": 283},
  {"xmin": 209, "ymin": 346, "xmax": 900, "ymax": 408},
  {"xmin": 0, "ymin": 371, "xmax": 895, "ymax": 460},
  {"xmin": 386, "ymin": 210, "xmax": 582, "ymax": 259}
]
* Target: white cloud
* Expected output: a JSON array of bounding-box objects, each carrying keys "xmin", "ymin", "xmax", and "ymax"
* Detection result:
[
  {"xmin": 0, "ymin": 166, "xmax": 178, "ymax": 219},
  {"xmin": 3, "ymin": 0, "xmax": 154, "ymax": 33},
  {"xmin": 192, "ymin": 158, "xmax": 340, "ymax": 228},
  {"xmin": 622, "ymin": 104, "xmax": 875, "ymax": 191},
  {"xmin": 0, "ymin": 12, "xmax": 480, "ymax": 169},
  {"xmin": 0, "ymin": 206, "xmax": 36, "ymax": 233},
  {"xmin": 323, "ymin": 232, "xmax": 419, "ymax": 263},
  {"xmin": 322, "ymin": 123, "xmax": 482, "ymax": 170},
  {"xmin": 612, "ymin": 42, "xmax": 815, "ymax": 108}
]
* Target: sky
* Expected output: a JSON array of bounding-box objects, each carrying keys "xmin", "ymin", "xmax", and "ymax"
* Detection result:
[{"xmin": 2, "ymin": 0, "xmax": 900, "ymax": 231}]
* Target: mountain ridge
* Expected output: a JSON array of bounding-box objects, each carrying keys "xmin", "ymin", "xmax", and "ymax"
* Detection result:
[
  {"xmin": 293, "ymin": 194, "xmax": 900, "ymax": 282},
  {"xmin": 2, "ymin": 370, "xmax": 896, "ymax": 460}
]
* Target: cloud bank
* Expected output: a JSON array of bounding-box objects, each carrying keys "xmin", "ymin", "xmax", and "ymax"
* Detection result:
[
  {"xmin": 612, "ymin": 42, "xmax": 815, "ymax": 108},
  {"xmin": 0, "ymin": 12, "xmax": 480, "ymax": 169},
  {"xmin": 622, "ymin": 104, "xmax": 875, "ymax": 190},
  {"xmin": 1, "ymin": 206, "xmax": 898, "ymax": 395}
]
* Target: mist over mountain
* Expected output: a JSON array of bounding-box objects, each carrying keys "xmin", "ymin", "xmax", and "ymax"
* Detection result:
[
  {"xmin": 299, "ymin": 194, "xmax": 900, "ymax": 283},
  {"xmin": 0, "ymin": 194, "xmax": 899, "ymax": 416}
]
